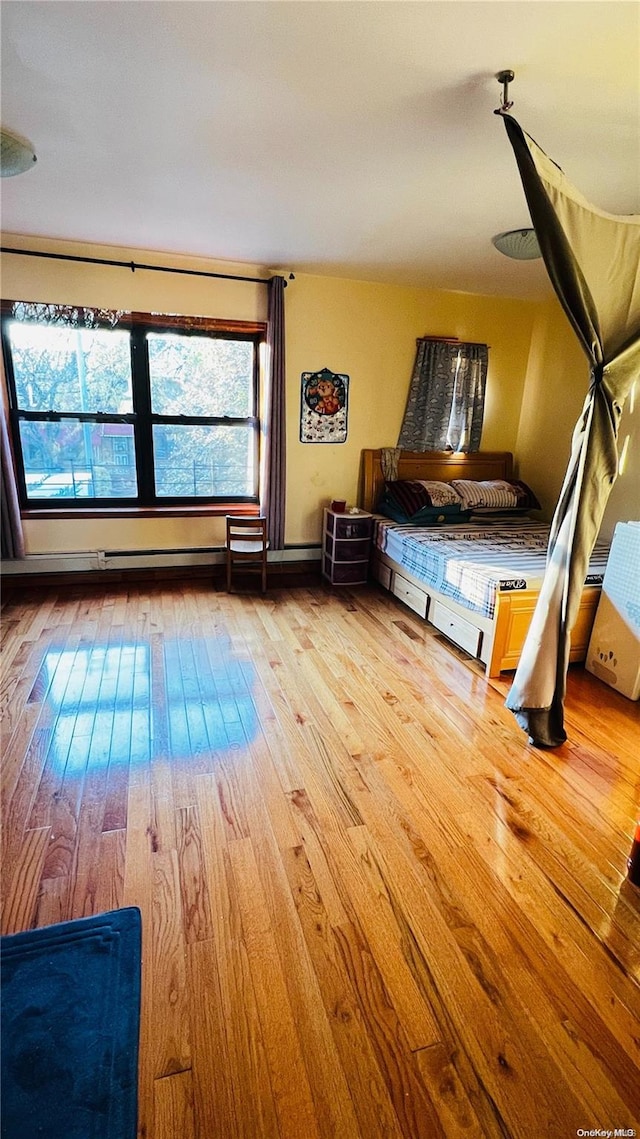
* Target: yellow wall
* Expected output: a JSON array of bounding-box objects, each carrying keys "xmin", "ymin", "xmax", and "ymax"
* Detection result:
[
  {"xmin": 1, "ymin": 236, "xmax": 538, "ymax": 554},
  {"xmin": 0, "ymin": 236, "xmax": 267, "ymax": 323},
  {"xmin": 286, "ymin": 274, "xmax": 537, "ymax": 542},
  {"xmin": 515, "ymin": 296, "xmax": 640, "ymax": 538},
  {"xmin": 515, "ymin": 298, "xmax": 587, "ymax": 515}
]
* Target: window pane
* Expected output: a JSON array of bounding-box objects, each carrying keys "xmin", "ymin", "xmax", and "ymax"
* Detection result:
[
  {"xmin": 19, "ymin": 420, "xmax": 137, "ymax": 499},
  {"xmin": 147, "ymin": 333, "xmax": 253, "ymax": 417},
  {"xmin": 8, "ymin": 322, "xmax": 132, "ymax": 413},
  {"xmin": 153, "ymin": 424, "xmax": 255, "ymax": 497}
]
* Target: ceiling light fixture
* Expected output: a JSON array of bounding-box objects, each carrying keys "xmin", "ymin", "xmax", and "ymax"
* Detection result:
[
  {"xmin": 491, "ymin": 228, "xmax": 541, "ymax": 260},
  {"xmin": 1, "ymin": 127, "xmax": 37, "ymax": 177}
]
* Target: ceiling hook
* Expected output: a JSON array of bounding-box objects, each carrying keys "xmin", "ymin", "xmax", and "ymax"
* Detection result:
[{"xmin": 494, "ymin": 69, "xmax": 515, "ymax": 115}]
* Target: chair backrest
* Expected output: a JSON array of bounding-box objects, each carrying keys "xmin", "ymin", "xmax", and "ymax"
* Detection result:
[
  {"xmin": 225, "ymin": 515, "xmax": 268, "ymax": 593},
  {"xmin": 226, "ymin": 516, "xmax": 268, "ymax": 545}
]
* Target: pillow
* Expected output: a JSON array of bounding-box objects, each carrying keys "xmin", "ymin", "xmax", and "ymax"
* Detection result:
[
  {"xmin": 380, "ymin": 480, "xmax": 431, "ymax": 517},
  {"xmin": 377, "ymin": 490, "xmax": 470, "ymax": 526},
  {"xmin": 508, "ymin": 479, "xmax": 542, "ymax": 510},
  {"xmin": 415, "ymin": 480, "xmax": 463, "ymax": 508},
  {"xmin": 450, "ymin": 478, "xmax": 541, "ymax": 511},
  {"xmin": 381, "ymin": 479, "xmax": 463, "ymax": 517}
]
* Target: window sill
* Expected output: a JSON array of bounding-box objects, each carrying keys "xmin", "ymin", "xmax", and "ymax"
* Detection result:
[{"xmin": 21, "ymin": 503, "xmax": 261, "ymax": 521}]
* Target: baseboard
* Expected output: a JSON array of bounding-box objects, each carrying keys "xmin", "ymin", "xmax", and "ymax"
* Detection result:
[
  {"xmin": 2, "ymin": 544, "xmax": 320, "ymax": 573},
  {"xmin": 1, "ymin": 558, "xmax": 323, "ymax": 592}
]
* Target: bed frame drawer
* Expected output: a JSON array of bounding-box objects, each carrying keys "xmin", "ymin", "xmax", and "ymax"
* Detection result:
[
  {"xmin": 373, "ymin": 558, "xmax": 392, "ymax": 590},
  {"xmin": 392, "ymin": 573, "xmax": 429, "ymax": 619},
  {"xmin": 431, "ymin": 599, "xmax": 481, "ymax": 656}
]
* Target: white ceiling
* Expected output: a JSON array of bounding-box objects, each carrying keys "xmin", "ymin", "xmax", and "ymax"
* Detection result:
[{"xmin": 1, "ymin": 1, "xmax": 638, "ymax": 299}]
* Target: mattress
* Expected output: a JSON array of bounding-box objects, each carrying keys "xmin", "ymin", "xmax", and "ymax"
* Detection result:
[{"xmin": 374, "ymin": 517, "xmax": 609, "ymax": 619}]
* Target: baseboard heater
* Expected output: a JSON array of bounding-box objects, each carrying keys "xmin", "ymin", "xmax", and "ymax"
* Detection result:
[{"xmin": 1, "ymin": 545, "xmax": 322, "ymax": 576}]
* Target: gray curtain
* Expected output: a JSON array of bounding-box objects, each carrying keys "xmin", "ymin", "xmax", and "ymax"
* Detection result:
[
  {"xmin": 1, "ymin": 380, "xmax": 25, "ymax": 560},
  {"xmin": 398, "ymin": 339, "xmax": 488, "ymax": 452},
  {"xmin": 263, "ymin": 276, "xmax": 286, "ymax": 550},
  {"xmin": 501, "ymin": 115, "xmax": 640, "ymax": 747}
]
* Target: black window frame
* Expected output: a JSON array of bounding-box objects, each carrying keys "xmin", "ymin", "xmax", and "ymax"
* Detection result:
[{"xmin": 1, "ymin": 301, "xmax": 264, "ymax": 510}]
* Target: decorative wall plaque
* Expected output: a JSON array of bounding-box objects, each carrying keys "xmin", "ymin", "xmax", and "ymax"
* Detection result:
[{"xmin": 300, "ymin": 367, "xmax": 349, "ymax": 443}]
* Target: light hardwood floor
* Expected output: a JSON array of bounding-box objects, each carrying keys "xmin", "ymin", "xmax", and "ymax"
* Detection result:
[{"xmin": 1, "ymin": 580, "xmax": 639, "ymax": 1139}]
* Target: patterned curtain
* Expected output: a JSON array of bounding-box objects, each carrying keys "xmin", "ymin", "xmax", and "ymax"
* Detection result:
[
  {"xmin": 263, "ymin": 276, "xmax": 286, "ymax": 550},
  {"xmin": 398, "ymin": 340, "xmax": 488, "ymax": 452}
]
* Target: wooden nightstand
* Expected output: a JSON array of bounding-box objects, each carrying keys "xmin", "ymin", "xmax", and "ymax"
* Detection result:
[{"xmin": 322, "ymin": 508, "xmax": 374, "ymax": 585}]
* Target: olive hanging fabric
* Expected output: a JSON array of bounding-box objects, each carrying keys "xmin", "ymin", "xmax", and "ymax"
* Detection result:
[{"xmin": 500, "ymin": 115, "xmax": 640, "ymax": 747}]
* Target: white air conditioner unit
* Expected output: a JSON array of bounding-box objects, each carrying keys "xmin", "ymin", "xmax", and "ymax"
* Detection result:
[{"xmin": 586, "ymin": 521, "xmax": 640, "ymax": 700}]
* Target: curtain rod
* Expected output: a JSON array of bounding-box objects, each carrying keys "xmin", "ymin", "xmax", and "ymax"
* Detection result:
[
  {"xmin": 0, "ymin": 246, "xmax": 291, "ymax": 287},
  {"xmin": 416, "ymin": 336, "xmax": 490, "ymax": 347}
]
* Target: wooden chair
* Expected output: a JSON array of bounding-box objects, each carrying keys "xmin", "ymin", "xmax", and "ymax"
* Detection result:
[{"xmin": 225, "ymin": 516, "xmax": 269, "ymax": 593}]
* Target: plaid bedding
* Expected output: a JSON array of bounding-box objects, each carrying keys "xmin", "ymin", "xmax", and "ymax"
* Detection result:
[{"xmin": 374, "ymin": 517, "xmax": 610, "ymax": 619}]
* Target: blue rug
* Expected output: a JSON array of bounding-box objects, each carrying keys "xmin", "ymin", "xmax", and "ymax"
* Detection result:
[{"xmin": 1, "ymin": 907, "xmax": 141, "ymax": 1139}]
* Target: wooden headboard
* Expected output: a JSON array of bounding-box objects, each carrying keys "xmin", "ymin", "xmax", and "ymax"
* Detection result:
[{"xmin": 359, "ymin": 449, "xmax": 514, "ymax": 512}]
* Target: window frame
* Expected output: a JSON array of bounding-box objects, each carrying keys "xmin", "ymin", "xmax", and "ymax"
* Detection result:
[{"xmin": 1, "ymin": 302, "xmax": 266, "ymax": 511}]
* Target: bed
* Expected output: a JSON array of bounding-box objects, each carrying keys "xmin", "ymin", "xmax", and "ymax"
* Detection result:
[{"xmin": 359, "ymin": 449, "xmax": 608, "ymax": 677}]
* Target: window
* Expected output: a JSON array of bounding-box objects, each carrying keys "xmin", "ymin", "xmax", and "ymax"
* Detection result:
[{"xmin": 1, "ymin": 301, "xmax": 264, "ymax": 508}]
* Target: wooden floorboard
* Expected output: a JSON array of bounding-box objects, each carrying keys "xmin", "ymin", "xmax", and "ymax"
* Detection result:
[{"xmin": 1, "ymin": 580, "xmax": 639, "ymax": 1138}]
